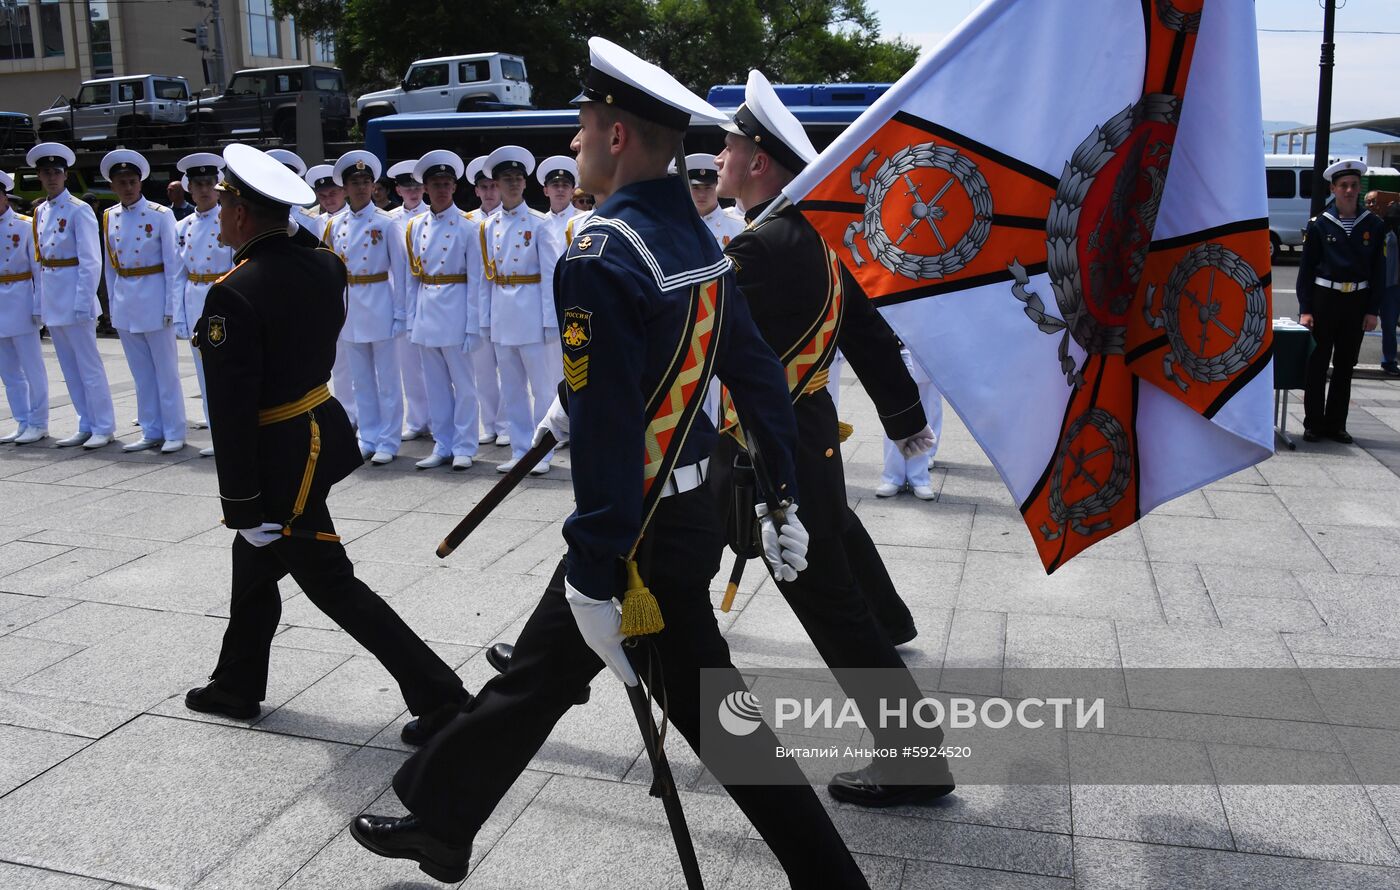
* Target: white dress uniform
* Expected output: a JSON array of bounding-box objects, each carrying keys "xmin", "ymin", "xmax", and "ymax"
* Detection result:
[
  {"xmin": 470, "ymin": 200, "xmax": 563, "ymax": 468},
  {"xmin": 390, "ymin": 199, "xmax": 432, "ymax": 437},
  {"xmin": 326, "ymin": 201, "xmax": 408, "ymax": 457},
  {"xmin": 33, "ymin": 188, "xmax": 115, "ymax": 439},
  {"xmin": 103, "ymin": 197, "xmax": 187, "ymax": 444},
  {"xmin": 543, "ymin": 207, "xmax": 577, "ymax": 249},
  {"xmin": 465, "ymin": 204, "xmax": 507, "ymax": 443},
  {"xmin": 406, "ymin": 203, "xmax": 478, "ymax": 462},
  {"xmin": 0, "ymin": 203, "xmax": 48, "ymax": 438},
  {"xmin": 702, "ymin": 204, "xmax": 746, "ymax": 247},
  {"xmin": 880, "ymin": 348, "xmax": 943, "ymax": 493},
  {"xmin": 175, "ymin": 205, "xmax": 232, "ymax": 427}
]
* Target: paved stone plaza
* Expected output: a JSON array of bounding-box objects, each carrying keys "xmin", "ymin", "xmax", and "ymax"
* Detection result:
[{"xmin": 2, "ymin": 336, "xmax": 1400, "ymax": 889}]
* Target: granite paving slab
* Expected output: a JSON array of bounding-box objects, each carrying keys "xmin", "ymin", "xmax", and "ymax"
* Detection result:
[
  {"xmin": 0, "ymin": 634, "xmax": 83, "ymax": 685},
  {"xmin": 0, "ymin": 723, "xmax": 94, "ymax": 796},
  {"xmin": 0, "ymin": 548, "xmax": 141, "ymax": 597},
  {"xmin": 957, "ymin": 550, "xmax": 1163, "ymax": 624},
  {"xmin": 0, "ymin": 715, "xmax": 354, "ymax": 889},
  {"xmin": 1149, "ymin": 562, "xmax": 1221, "ymax": 627},
  {"xmin": 0, "ymin": 861, "xmax": 115, "ymax": 889},
  {"xmin": 57, "ymin": 544, "xmax": 233, "ymax": 615},
  {"xmin": 719, "ymin": 838, "xmax": 905, "ymax": 889},
  {"xmin": 899, "ymin": 860, "xmax": 1072, "ymax": 889},
  {"xmin": 826, "ymin": 806, "xmax": 1074, "ymax": 877},
  {"xmin": 1138, "ymin": 514, "xmax": 1332, "ymax": 570},
  {"xmin": 1072, "ymin": 837, "xmax": 1400, "ymax": 889}
]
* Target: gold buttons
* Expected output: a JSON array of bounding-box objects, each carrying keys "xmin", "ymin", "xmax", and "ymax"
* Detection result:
[{"xmin": 824, "ymin": 448, "xmax": 834, "ymax": 458}]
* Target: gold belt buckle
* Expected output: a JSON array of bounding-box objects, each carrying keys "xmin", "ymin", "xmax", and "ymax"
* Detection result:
[{"xmin": 1339, "ymin": 282, "xmax": 1357, "ymax": 294}]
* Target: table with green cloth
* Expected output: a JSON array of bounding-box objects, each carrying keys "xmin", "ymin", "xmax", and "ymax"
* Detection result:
[{"xmin": 1272, "ymin": 321, "xmax": 1314, "ymax": 450}]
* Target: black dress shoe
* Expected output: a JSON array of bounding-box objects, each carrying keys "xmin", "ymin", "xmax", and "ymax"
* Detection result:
[
  {"xmin": 486, "ymin": 643, "xmax": 591, "ymax": 705},
  {"xmin": 1329, "ymin": 430, "xmax": 1354, "ymax": 444},
  {"xmin": 350, "ymin": 813, "xmax": 470, "ymax": 884},
  {"xmin": 1383, "ymin": 364, "xmax": 1400, "ymax": 378},
  {"xmin": 1303, "ymin": 428, "xmax": 1322, "ymax": 442},
  {"xmin": 401, "ymin": 697, "xmax": 470, "ymax": 746},
  {"xmin": 184, "ymin": 683, "xmax": 260, "ymax": 720},
  {"xmin": 828, "ymin": 764, "xmax": 955, "ymax": 808},
  {"xmin": 885, "ymin": 622, "xmax": 918, "ymax": 646}
]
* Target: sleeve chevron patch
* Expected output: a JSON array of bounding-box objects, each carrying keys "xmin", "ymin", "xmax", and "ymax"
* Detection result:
[{"xmin": 563, "ymin": 353, "xmax": 589, "ymax": 391}]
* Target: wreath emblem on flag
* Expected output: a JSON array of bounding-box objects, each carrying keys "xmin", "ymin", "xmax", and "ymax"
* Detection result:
[{"xmin": 845, "ymin": 142, "xmax": 992, "ymax": 280}]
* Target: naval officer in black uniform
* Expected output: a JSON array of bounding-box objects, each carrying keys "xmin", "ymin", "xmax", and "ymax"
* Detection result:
[
  {"xmin": 1298, "ymin": 159, "xmax": 1387, "ymax": 443},
  {"xmin": 715, "ymin": 70, "xmax": 953, "ymax": 806},
  {"xmin": 183, "ymin": 144, "xmax": 469, "ymax": 745},
  {"xmin": 349, "ymin": 38, "xmax": 870, "ymax": 888}
]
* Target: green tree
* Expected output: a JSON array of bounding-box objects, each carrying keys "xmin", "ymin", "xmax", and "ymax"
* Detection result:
[{"xmin": 273, "ymin": 0, "xmax": 917, "ymax": 106}]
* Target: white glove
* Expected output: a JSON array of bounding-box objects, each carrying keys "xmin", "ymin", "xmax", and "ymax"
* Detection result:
[
  {"xmin": 531, "ymin": 394, "xmax": 569, "ymax": 448},
  {"xmin": 565, "ymin": 581, "xmax": 638, "ymax": 686},
  {"xmin": 896, "ymin": 425, "xmax": 936, "ymax": 459},
  {"xmin": 756, "ymin": 502, "xmax": 809, "ymax": 582},
  {"xmin": 238, "ymin": 522, "xmax": 283, "ymax": 548}
]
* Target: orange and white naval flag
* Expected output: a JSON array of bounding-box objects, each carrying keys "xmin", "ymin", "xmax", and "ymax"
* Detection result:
[{"xmin": 784, "ymin": 0, "xmax": 1274, "ymax": 572}]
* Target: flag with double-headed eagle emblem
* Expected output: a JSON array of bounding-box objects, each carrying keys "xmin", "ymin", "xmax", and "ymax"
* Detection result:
[{"xmin": 784, "ymin": 0, "xmax": 1273, "ymax": 572}]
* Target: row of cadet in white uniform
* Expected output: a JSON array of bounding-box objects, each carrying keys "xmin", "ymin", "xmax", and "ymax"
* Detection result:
[{"xmin": 0, "ymin": 142, "xmax": 941, "ymax": 490}]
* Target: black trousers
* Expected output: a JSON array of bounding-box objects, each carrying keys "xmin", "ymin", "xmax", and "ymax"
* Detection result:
[
  {"xmin": 841, "ymin": 507, "xmax": 915, "ymax": 637},
  {"xmin": 210, "ymin": 499, "xmax": 465, "ymax": 716},
  {"xmin": 772, "ymin": 527, "xmax": 947, "ymax": 784},
  {"xmin": 393, "ymin": 487, "xmax": 870, "ymax": 889},
  {"xmin": 1304, "ymin": 287, "xmax": 1367, "ymax": 434}
]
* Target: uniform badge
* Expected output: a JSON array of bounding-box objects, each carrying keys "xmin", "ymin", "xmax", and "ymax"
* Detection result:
[
  {"xmin": 567, "ymin": 232, "xmax": 607, "ymax": 261},
  {"xmin": 9, "ymin": 234, "xmax": 17, "ymax": 248},
  {"xmin": 206, "ymin": 315, "xmax": 227, "ymax": 347},
  {"xmin": 523, "ymin": 230, "xmax": 532, "ymax": 246},
  {"xmin": 370, "ymin": 229, "xmax": 382, "ymax": 245},
  {"xmin": 58, "ymin": 219, "xmax": 67, "ymax": 233},
  {"xmin": 562, "ymin": 306, "xmax": 591, "ymax": 391},
  {"xmin": 145, "ymin": 224, "xmax": 153, "ymax": 238}
]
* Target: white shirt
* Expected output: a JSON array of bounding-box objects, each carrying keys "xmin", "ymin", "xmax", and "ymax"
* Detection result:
[
  {"xmin": 33, "ymin": 190, "xmax": 101, "ymax": 327},
  {"xmin": 325, "ymin": 201, "xmax": 407, "ymax": 343},
  {"xmin": 470, "ymin": 201, "xmax": 562, "ymax": 347},
  {"xmin": 406, "ymin": 205, "xmax": 472, "ymax": 348},
  {"xmin": 0, "ymin": 206, "xmax": 41, "ymax": 338},
  {"xmin": 102, "ymin": 199, "xmax": 181, "ymax": 334},
  {"xmin": 543, "ymin": 206, "xmax": 576, "ymax": 249},
  {"xmin": 175, "ymin": 204, "xmax": 233, "ymax": 330},
  {"xmin": 702, "ymin": 205, "xmax": 746, "ymax": 248}
]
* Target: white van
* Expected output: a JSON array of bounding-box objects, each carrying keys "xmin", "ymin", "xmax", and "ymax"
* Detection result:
[{"xmin": 1265, "ymin": 154, "xmax": 1339, "ymax": 258}]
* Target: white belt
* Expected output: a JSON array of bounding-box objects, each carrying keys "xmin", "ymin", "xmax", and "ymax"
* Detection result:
[
  {"xmin": 659, "ymin": 458, "xmax": 709, "ymax": 498},
  {"xmin": 1315, "ymin": 277, "xmax": 1368, "ymax": 293}
]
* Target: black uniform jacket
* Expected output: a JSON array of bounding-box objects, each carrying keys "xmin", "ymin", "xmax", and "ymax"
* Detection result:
[
  {"xmin": 194, "ymin": 228, "xmax": 361, "ymax": 529},
  {"xmin": 556, "ymin": 176, "xmax": 801, "ymax": 601},
  {"xmin": 722, "ymin": 199, "xmax": 926, "ymax": 539},
  {"xmin": 1297, "ymin": 209, "xmax": 1388, "ymax": 316}
]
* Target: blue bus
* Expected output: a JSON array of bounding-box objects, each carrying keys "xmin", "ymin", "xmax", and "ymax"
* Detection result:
[{"xmin": 362, "ymin": 83, "xmax": 888, "ymax": 206}]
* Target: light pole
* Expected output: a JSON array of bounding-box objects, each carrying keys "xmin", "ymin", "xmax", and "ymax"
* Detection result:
[{"xmin": 1309, "ymin": 0, "xmax": 1337, "ymax": 218}]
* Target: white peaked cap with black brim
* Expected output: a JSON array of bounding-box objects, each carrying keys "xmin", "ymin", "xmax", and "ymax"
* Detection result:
[
  {"xmin": 101, "ymin": 149, "xmax": 151, "ymax": 182},
  {"xmin": 387, "ymin": 160, "xmax": 421, "ymax": 185},
  {"xmin": 267, "ymin": 149, "xmax": 308, "ymax": 177},
  {"xmin": 537, "ymin": 155, "xmax": 577, "ymax": 187},
  {"xmin": 415, "ymin": 150, "xmax": 465, "ymax": 182},
  {"xmin": 178, "ymin": 151, "xmax": 225, "ymax": 181},
  {"xmin": 27, "ymin": 142, "xmax": 75, "ymax": 170},
  {"xmin": 1323, "ymin": 159, "xmax": 1367, "ymax": 182},
  {"xmin": 486, "ymin": 145, "xmax": 535, "ymax": 179},
  {"xmin": 333, "ymin": 150, "xmax": 383, "ymax": 186},
  {"xmin": 218, "ymin": 143, "xmax": 316, "ymax": 207},
  {"xmin": 572, "ymin": 36, "xmax": 727, "ymax": 131},
  {"xmin": 305, "ymin": 165, "xmax": 337, "ymax": 190},
  {"xmin": 721, "ymin": 69, "xmax": 817, "ymax": 175}
]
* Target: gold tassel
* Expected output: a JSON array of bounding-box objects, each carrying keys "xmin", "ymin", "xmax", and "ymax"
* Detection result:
[
  {"xmin": 620, "ymin": 559, "xmax": 665, "ymax": 637},
  {"xmin": 837, "ymin": 420, "xmax": 854, "ymax": 443}
]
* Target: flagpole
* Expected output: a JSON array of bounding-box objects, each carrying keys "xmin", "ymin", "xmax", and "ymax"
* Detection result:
[{"xmin": 1308, "ymin": 0, "xmax": 1337, "ymax": 218}]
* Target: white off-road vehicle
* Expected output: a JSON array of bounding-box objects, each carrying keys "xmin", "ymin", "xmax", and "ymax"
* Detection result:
[{"xmin": 355, "ymin": 53, "xmax": 532, "ymax": 123}]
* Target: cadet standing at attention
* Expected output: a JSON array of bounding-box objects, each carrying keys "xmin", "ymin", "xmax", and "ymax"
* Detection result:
[
  {"xmin": 471, "ymin": 145, "xmax": 563, "ymax": 475},
  {"xmin": 325, "ymin": 151, "xmax": 408, "ymax": 464},
  {"xmin": 350, "ymin": 38, "xmax": 866, "ymax": 888},
  {"xmin": 185, "ymin": 144, "xmax": 470, "ymax": 746},
  {"xmin": 174, "ymin": 152, "xmax": 234, "ymax": 457},
  {"xmin": 0, "ymin": 168, "xmax": 47, "ymax": 445},
  {"xmin": 404, "ymin": 150, "xmax": 479, "ymax": 471},
  {"xmin": 464, "ymin": 154, "xmax": 508, "ymax": 447},
  {"xmin": 100, "ymin": 149, "xmax": 187, "ymax": 453},
  {"xmin": 27, "ymin": 143, "xmax": 115, "ymax": 449},
  {"xmin": 387, "ymin": 159, "xmax": 433, "ymax": 443},
  {"xmin": 536, "ymin": 154, "xmax": 580, "ymax": 247}
]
